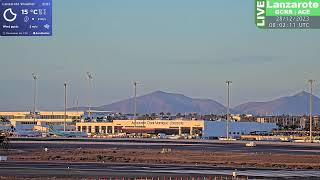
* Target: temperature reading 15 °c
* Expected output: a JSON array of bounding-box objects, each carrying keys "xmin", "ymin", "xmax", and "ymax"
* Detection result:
[{"xmin": 21, "ymin": 9, "xmax": 47, "ymax": 15}]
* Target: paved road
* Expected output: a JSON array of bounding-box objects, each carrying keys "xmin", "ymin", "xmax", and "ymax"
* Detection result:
[
  {"xmin": 0, "ymin": 161, "xmax": 320, "ymax": 179},
  {"xmin": 8, "ymin": 138, "xmax": 320, "ymax": 155}
]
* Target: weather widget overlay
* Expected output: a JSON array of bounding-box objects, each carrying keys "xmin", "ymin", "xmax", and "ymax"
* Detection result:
[
  {"xmin": 0, "ymin": 0, "xmax": 52, "ymax": 36},
  {"xmin": 256, "ymin": 0, "xmax": 320, "ymax": 29}
]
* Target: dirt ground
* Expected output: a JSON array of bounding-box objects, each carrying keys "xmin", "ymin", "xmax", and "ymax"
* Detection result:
[
  {"xmin": 1, "ymin": 147, "xmax": 320, "ymax": 170},
  {"xmin": 0, "ymin": 178, "xmax": 75, "ymax": 180}
]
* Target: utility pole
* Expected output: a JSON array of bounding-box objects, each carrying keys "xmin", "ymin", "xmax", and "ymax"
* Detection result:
[
  {"xmin": 308, "ymin": 80, "xmax": 315, "ymax": 142},
  {"xmin": 64, "ymin": 82, "xmax": 67, "ymax": 132},
  {"xmin": 226, "ymin": 80, "xmax": 232, "ymax": 139},
  {"xmin": 87, "ymin": 72, "xmax": 93, "ymax": 121},
  {"xmin": 32, "ymin": 73, "xmax": 38, "ymax": 123}
]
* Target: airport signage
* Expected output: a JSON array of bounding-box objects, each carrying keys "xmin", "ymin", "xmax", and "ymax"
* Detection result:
[
  {"xmin": 255, "ymin": 0, "xmax": 320, "ymax": 29},
  {"xmin": 0, "ymin": 0, "xmax": 52, "ymax": 36},
  {"xmin": 131, "ymin": 120, "xmax": 201, "ymax": 127}
]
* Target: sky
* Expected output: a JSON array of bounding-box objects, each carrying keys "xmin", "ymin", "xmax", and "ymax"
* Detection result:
[{"xmin": 0, "ymin": 0, "xmax": 319, "ymax": 111}]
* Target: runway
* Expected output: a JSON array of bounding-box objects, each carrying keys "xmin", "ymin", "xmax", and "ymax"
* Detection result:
[
  {"xmin": 0, "ymin": 161, "xmax": 320, "ymax": 179},
  {"xmin": 8, "ymin": 138, "xmax": 320, "ymax": 155}
]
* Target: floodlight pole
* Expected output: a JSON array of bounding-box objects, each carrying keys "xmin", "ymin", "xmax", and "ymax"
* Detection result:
[
  {"xmin": 32, "ymin": 73, "xmax": 38, "ymax": 123},
  {"xmin": 226, "ymin": 80, "xmax": 232, "ymax": 139},
  {"xmin": 134, "ymin": 82, "xmax": 138, "ymax": 127},
  {"xmin": 64, "ymin": 82, "xmax": 67, "ymax": 132},
  {"xmin": 308, "ymin": 80, "xmax": 315, "ymax": 142},
  {"xmin": 76, "ymin": 97, "xmax": 79, "ymax": 115},
  {"xmin": 87, "ymin": 72, "xmax": 93, "ymax": 121}
]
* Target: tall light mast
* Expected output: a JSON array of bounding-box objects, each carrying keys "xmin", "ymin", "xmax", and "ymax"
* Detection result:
[
  {"xmin": 76, "ymin": 96, "xmax": 79, "ymax": 115},
  {"xmin": 87, "ymin": 72, "xmax": 93, "ymax": 121},
  {"xmin": 133, "ymin": 81, "xmax": 139, "ymax": 127},
  {"xmin": 308, "ymin": 79, "xmax": 315, "ymax": 142},
  {"xmin": 64, "ymin": 82, "xmax": 67, "ymax": 132},
  {"xmin": 226, "ymin": 80, "xmax": 232, "ymax": 139},
  {"xmin": 32, "ymin": 73, "xmax": 38, "ymax": 123}
]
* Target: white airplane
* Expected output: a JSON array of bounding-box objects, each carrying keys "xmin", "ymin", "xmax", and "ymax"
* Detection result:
[
  {"xmin": 48, "ymin": 124, "xmax": 87, "ymax": 138},
  {"xmin": 11, "ymin": 128, "xmax": 41, "ymax": 137}
]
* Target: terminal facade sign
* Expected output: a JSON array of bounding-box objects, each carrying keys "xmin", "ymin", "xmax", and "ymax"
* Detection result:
[{"xmin": 129, "ymin": 120, "xmax": 203, "ymax": 128}]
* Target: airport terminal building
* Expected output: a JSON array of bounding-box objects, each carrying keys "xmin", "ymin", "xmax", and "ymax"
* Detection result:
[
  {"xmin": 76, "ymin": 119, "xmax": 278, "ymax": 138},
  {"xmin": 0, "ymin": 111, "xmax": 83, "ymax": 131},
  {"xmin": 0, "ymin": 111, "xmax": 278, "ymax": 138}
]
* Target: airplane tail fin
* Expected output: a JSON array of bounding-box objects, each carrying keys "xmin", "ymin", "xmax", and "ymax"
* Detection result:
[{"xmin": 48, "ymin": 123, "xmax": 59, "ymax": 133}]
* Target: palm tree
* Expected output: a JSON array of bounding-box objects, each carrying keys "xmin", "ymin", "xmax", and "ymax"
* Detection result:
[{"xmin": 151, "ymin": 113, "xmax": 157, "ymax": 120}]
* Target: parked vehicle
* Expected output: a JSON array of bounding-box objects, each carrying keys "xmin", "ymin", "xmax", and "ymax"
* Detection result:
[{"xmin": 245, "ymin": 141, "xmax": 256, "ymax": 147}]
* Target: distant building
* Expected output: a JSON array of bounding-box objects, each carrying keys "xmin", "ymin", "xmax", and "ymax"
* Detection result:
[
  {"xmin": 256, "ymin": 115, "xmax": 320, "ymax": 130},
  {"xmin": 301, "ymin": 116, "xmax": 320, "ymax": 131},
  {"xmin": 0, "ymin": 111, "xmax": 83, "ymax": 131},
  {"xmin": 231, "ymin": 114, "xmax": 242, "ymax": 121},
  {"xmin": 203, "ymin": 120, "xmax": 278, "ymax": 138}
]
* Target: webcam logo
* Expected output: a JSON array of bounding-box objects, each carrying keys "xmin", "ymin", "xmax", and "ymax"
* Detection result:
[{"xmin": 3, "ymin": 8, "xmax": 17, "ymax": 22}]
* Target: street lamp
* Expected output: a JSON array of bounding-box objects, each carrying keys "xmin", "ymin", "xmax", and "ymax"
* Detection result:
[
  {"xmin": 226, "ymin": 80, "xmax": 232, "ymax": 139},
  {"xmin": 86, "ymin": 72, "xmax": 93, "ymax": 121},
  {"xmin": 32, "ymin": 73, "xmax": 38, "ymax": 123},
  {"xmin": 308, "ymin": 79, "xmax": 315, "ymax": 142}
]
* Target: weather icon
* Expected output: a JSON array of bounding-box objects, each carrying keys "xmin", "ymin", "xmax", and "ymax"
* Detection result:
[
  {"xmin": 24, "ymin": 16, "xmax": 29, "ymax": 22},
  {"xmin": 3, "ymin": 8, "xmax": 17, "ymax": 22},
  {"xmin": 44, "ymin": 24, "xmax": 50, "ymax": 29}
]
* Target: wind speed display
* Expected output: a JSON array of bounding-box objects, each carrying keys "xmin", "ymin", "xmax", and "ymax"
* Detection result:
[
  {"xmin": 256, "ymin": 0, "xmax": 320, "ymax": 29},
  {"xmin": 0, "ymin": 0, "xmax": 52, "ymax": 36}
]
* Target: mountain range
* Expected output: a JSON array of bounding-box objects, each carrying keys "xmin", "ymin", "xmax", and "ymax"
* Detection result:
[
  {"xmin": 71, "ymin": 91, "xmax": 226, "ymax": 114},
  {"xmin": 69, "ymin": 90, "xmax": 320, "ymax": 115},
  {"xmin": 233, "ymin": 91, "xmax": 320, "ymax": 115}
]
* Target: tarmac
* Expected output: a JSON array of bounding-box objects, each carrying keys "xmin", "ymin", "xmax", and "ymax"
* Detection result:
[
  {"xmin": 8, "ymin": 137, "xmax": 320, "ymax": 155},
  {"xmin": 1, "ymin": 161, "xmax": 320, "ymax": 179},
  {"xmin": 1, "ymin": 138, "xmax": 320, "ymax": 179}
]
